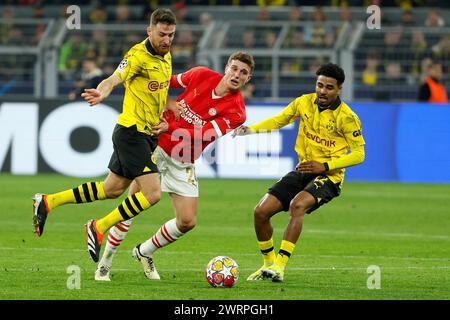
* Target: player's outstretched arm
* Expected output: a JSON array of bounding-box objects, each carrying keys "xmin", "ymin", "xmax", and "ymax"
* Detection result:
[
  {"xmin": 151, "ymin": 117, "xmax": 169, "ymax": 136},
  {"xmin": 81, "ymin": 75, "xmax": 122, "ymax": 106},
  {"xmin": 232, "ymin": 125, "xmax": 254, "ymax": 138},
  {"xmin": 164, "ymin": 96, "xmax": 184, "ymax": 121}
]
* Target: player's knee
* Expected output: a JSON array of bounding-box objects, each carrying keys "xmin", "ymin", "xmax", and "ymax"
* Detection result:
[
  {"xmin": 289, "ymin": 199, "xmax": 308, "ymax": 217},
  {"xmin": 104, "ymin": 187, "xmax": 124, "ymax": 199},
  {"xmin": 253, "ymin": 204, "xmax": 270, "ymax": 222},
  {"xmin": 177, "ymin": 217, "xmax": 196, "ymax": 233},
  {"xmin": 143, "ymin": 190, "xmax": 161, "ymax": 205}
]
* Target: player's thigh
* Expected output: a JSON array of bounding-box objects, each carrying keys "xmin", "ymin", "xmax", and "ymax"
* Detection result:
[
  {"xmin": 109, "ymin": 124, "xmax": 159, "ymax": 180},
  {"xmin": 128, "ymin": 180, "xmax": 140, "ymax": 196},
  {"xmin": 303, "ymin": 175, "xmax": 341, "ymax": 214},
  {"xmin": 134, "ymin": 173, "xmax": 161, "ymax": 204},
  {"xmin": 103, "ymin": 170, "xmax": 132, "ymax": 198},
  {"xmin": 170, "ymin": 193, "xmax": 198, "ymax": 229},
  {"xmin": 254, "ymin": 193, "xmax": 284, "ymax": 219},
  {"xmin": 265, "ymin": 171, "xmax": 314, "ymax": 213},
  {"xmin": 158, "ymin": 147, "xmax": 199, "ymax": 198},
  {"xmin": 289, "ymin": 191, "xmax": 316, "ymax": 215}
]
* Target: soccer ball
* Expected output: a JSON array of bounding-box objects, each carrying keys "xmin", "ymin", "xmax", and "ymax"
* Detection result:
[{"xmin": 205, "ymin": 256, "xmax": 239, "ymax": 288}]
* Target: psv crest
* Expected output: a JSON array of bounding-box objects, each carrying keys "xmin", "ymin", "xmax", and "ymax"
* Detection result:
[{"xmin": 208, "ymin": 107, "xmax": 217, "ymax": 116}]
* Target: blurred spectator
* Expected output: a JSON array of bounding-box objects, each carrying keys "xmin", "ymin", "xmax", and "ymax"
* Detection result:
[
  {"xmin": 362, "ymin": 52, "xmax": 379, "ymax": 86},
  {"xmin": 89, "ymin": 29, "xmax": 108, "ymax": 68},
  {"xmin": 408, "ymin": 30, "xmax": 428, "ymax": 82},
  {"xmin": 89, "ymin": 4, "xmax": 109, "ymax": 24},
  {"xmin": 431, "ymin": 36, "xmax": 450, "ymax": 69},
  {"xmin": 310, "ymin": 6, "xmax": 327, "ymax": 22},
  {"xmin": 281, "ymin": 57, "xmax": 304, "ymax": 76},
  {"xmin": 308, "ymin": 57, "xmax": 326, "ymax": 76},
  {"xmin": 172, "ymin": 2, "xmax": 194, "ymax": 24},
  {"xmin": 424, "ymin": 9, "xmax": 445, "ymax": 27},
  {"xmin": 281, "ymin": 27, "xmax": 305, "ymax": 75},
  {"xmin": 400, "ymin": 9, "xmax": 415, "ymax": 27},
  {"xmin": 30, "ymin": 5, "xmax": 47, "ymax": 46},
  {"xmin": 420, "ymin": 57, "xmax": 433, "ymax": 82},
  {"xmin": 111, "ymin": 32, "xmax": 141, "ymax": 58},
  {"xmin": 264, "ymin": 31, "xmax": 277, "ymax": 48},
  {"xmin": 288, "ymin": 6, "xmax": 302, "ymax": 22},
  {"xmin": 68, "ymin": 59, "xmax": 104, "ymax": 101},
  {"xmin": 32, "ymin": 4, "xmax": 45, "ymax": 19},
  {"xmin": 304, "ymin": 7, "xmax": 333, "ymax": 47},
  {"xmin": 241, "ymin": 30, "xmax": 256, "ymax": 49},
  {"xmin": 384, "ymin": 62, "xmax": 404, "ymax": 85},
  {"xmin": 382, "ymin": 27, "xmax": 403, "ymax": 62},
  {"xmin": 338, "ymin": 7, "xmax": 353, "ymax": 23},
  {"xmin": 283, "ymin": 27, "xmax": 305, "ymax": 48},
  {"xmin": 257, "ymin": 7, "xmax": 271, "ymax": 22},
  {"xmin": 418, "ymin": 61, "xmax": 448, "ymax": 103},
  {"xmin": 257, "ymin": 0, "xmax": 286, "ymax": 6},
  {"xmin": 172, "ymin": 29, "xmax": 195, "ymax": 71},
  {"xmin": 59, "ymin": 33, "xmax": 88, "ymax": 80},
  {"xmin": 199, "ymin": 12, "xmax": 213, "ymax": 27},
  {"xmin": 2, "ymin": 5, "xmax": 15, "ymax": 21},
  {"xmin": 115, "ymin": 5, "xmax": 132, "ymax": 24},
  {"xmin": 0, "ymin": 6, "xmax": 15, "ymax": 45}
]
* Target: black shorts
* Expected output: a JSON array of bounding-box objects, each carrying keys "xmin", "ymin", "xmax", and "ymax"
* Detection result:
[
  {"xmin": 268, "ymin": 171, "xmax": 341, "ymax": 213},
  {"xmin": 108, "ymin": 124, "xmax": 159, "ymax": 180}
]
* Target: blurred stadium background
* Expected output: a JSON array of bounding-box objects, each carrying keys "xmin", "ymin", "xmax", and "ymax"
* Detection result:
[
  {"xmin": 1, "ymin": 0, "xmax": 449, "ymax": 182},
  {"xmin": 0, "ymin": 0, "xmax": 449, "ymax": 302}
]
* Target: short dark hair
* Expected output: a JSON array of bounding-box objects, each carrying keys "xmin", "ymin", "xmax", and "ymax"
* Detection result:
[
  {"xmin": 227, "ymin": 51, "xmax": 255, "ymax": 73},
  {"xmin": 316, "ymin": 63, "xmax": 345, "ymax": 85},
  {"xmin": 150, "ymin": 8, "xmax": 177, "ymax": 26}
]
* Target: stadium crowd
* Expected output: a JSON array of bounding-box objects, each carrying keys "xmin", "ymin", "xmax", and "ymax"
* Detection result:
[{"xmin": 0, "ymin": 0, "xmax": 448, "ymax": 101}]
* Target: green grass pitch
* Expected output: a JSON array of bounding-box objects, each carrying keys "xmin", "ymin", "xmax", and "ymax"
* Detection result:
[{"xmin": 0, "ymin": 174, "xmax": 449, "ymax": 300}]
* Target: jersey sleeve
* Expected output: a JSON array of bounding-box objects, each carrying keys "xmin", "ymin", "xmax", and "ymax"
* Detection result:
[
  {"xmin": 249, "ymin": 96, "xmax": 301, "ymax": 132},
  {"xmin": 170, "ymin": 66, "xmax": 206, "ymax": 89},
  {"xmin": 113, "ymin": 52, "xmax": 141, "ymax": 82},
  {"xmin": 327, "ymin": 113, "xmax": 366, "ymax": 171},
  {"xmin": 341, "ymin": 112, "xmax": 365, "ymax": 150}
]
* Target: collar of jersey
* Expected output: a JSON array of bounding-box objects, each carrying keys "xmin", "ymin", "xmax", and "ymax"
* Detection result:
[
  {"xmin": 315, "ymin": 96, "xmax": 341, "ymax": 112},
  {"xmin": 212, "ymin": 88, "xmax": 224, "ymax": 99},
  {"xmin": 145, "ymin": 38, "xmax": 163, "ymax": 57}
]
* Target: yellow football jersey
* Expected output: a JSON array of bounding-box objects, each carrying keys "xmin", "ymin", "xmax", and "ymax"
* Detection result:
[
  {"xmin": 113, "ymin": 39, "xmax": 172, "ymax": 135},
  {"xmin": 249, "ymin": 93, "xmax": 365, "ymax": 184}
]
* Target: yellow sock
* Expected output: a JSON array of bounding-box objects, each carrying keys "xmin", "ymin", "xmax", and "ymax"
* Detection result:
[
  {"xmin": 258, "ymin": 238, "xmax": 276, "ymax": 266},
  {"xmin": 275, "ymin": 240, "xmax": 296, "ymax": 269},
  {"xmin": 96, "ymin": 192, "xmax": 150, "ymax": 234},
  {"xmin": 46, "ymin": 182, "xmax": 106, "ymax": 211}
]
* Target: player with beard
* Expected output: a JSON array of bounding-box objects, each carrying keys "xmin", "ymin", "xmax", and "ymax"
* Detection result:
[{"xmin": 32, "ymin": 9, "xmax": 180, "ymax": 263}]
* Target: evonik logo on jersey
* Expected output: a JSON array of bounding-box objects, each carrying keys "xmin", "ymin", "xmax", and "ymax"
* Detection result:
[{"xmin": 303, "ymin": 126, "xmax": 336, "ymax": 147}]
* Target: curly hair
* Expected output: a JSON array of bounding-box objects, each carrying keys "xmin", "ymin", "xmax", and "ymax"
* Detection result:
[{"xmin": 316, "ymin": 63, "xmax": 345, "ymax": 85}]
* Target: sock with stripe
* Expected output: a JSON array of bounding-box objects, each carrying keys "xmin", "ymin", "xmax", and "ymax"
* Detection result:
[
  {"xmin": 96, "ymin": 192, "xmax": 150, "ymax": 235},
  {"xmin": 258, "ymin": 238, "xmax": 276, "ymax": 267},
  {"xmin": 45, "ymin": 182, "xmax": 106, "ymax": 212},
  {"xmin": 98, "ymin": 219, "xmax": 132, "ymax": 268},
  {"xmin": 275, "ymin": 240, "xmax": 296, "ymax": 269},
  {"xmin": 139, "ymin": 218, "xmax": 184, "ymax": 257}
]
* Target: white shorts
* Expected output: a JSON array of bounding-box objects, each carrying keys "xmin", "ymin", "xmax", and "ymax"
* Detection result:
[{"xmin": 154, "ymin": 146, "xmax": 199, "ymax": 197}]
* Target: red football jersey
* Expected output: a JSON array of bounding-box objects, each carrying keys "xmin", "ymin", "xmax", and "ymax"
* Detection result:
[{"xmin": 158, "ymin": 66, "xmax": 247, "ymax": 163}]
